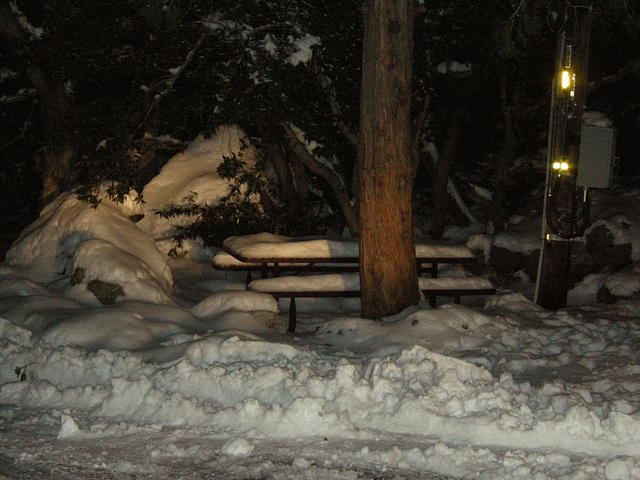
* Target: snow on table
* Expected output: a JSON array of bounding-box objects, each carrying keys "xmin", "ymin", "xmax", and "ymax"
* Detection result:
[
  {"xmin": 212, "ymin": 251, "xmax": 261, "ymax": 268},
  {"xmin": 223, "ymin": 232, "xmax": 476, "ymax": 262}
]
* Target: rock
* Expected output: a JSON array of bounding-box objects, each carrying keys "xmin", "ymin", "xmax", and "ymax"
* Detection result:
[
  {"xmin": 87, "ymin": 280, "xmax": 125, "ymax": 305},
  {"xmin": 584, "ymin": 221, "xmax": 632, "ymax": 270},
  {"xmin": 597, "ymin": 285, "xmax": 618, "ymax": 304},
  {"xmin": 569, "ymin": 242, "xmax": 594, "ymax": 286},
  {"xmin": 585, "ymin": 224, "xmax": 614, "ymax": 250},
  {"xmin": 70, "ymin": 267, "xmax": 85, "ymax": 286},
  {"xmin": 590, "ymin": 244, "xmax": 632, "ymax": 271},
  {"xmin": 489, "ymin": 245, "xmax": 539, "ymax": 279},
  {"xmin": 489, "ymin": 245, "xmax": 524, "ymax": 274}
]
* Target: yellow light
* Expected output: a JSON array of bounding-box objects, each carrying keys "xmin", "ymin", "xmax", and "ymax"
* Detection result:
[
  {"xmin": 560, "ymin": 70, "xmax": 572, "ymax": 90},
  {"xmin": 552, "ymin": 160, "xmax": 570, "ymax": 172}
]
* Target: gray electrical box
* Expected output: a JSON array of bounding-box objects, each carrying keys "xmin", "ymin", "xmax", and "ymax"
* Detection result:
[{"xmin": 576, "ymin": 125, "xmax": 617, "ymax": 189}]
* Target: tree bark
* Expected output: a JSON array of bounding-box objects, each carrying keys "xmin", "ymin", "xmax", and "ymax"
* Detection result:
[{"xmin": 358, "ymin": 0, "xmax": 419, "ymax": 319}]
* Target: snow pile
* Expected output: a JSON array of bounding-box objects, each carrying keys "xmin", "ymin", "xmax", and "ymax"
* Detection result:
[
  {"xmin": 569, "ymin": 265, "xmax": 640, "ymax": 304},
  {"xmin": 5, "ymin": 188, "xmax": 173, "ymax": 304},
  {"xmin": 3, "ymin": 292, "xmax": 640, "ymax": 478},
  {"xmin": 137, "ymin": 125, "xmax": 257, "ymax": 253},
  {"xmin": 492, "ymin": 217, "xmax": 541, "ymax": 254},
  {"xmin": 585, "ymin": 215, "xmax": 640, "ymax": 261}
]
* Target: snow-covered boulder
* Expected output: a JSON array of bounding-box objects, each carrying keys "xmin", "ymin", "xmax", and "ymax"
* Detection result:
[
  {"xmin": 65, "ymin": 239, "xmax": 173, "ymax": 305},
  {"xmin": 5, "ymin": 187, "xmax": 173, "ymax": 303},
  {"xmin": 584, "ymin": 216, "xmax": 634, "ymax": 267}
]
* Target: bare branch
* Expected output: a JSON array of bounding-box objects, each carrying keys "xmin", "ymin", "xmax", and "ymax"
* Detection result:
[
  {"xmin": 588, "ymin": 57, "xmax": 640, "ymax": 94},
  {"xmin": 312, "ymin": 66, "xmax": 359, "ymax": 147},
  {"xmin": 423, "ymin": 141, "xmax": 480, "ymax": 226},
  {"xmin": 137, "ymin": 32, "xmax": 209, "ymax": 131},
  {"xmin": 282, "ymin": 123, "xmax": 359, "ymax": 235}
]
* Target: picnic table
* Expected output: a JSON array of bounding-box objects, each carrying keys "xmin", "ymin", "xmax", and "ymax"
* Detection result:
[
  {"xmin": 213, "ymin": 233, "xmax": 495, "ymax": 333},
  {"xmin": 214, "ymin": 232, "xmax": 478, "ymax": 281}
]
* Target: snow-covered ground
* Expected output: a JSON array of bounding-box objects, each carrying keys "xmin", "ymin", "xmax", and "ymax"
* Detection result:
[{"xmin": 2, "ymin": 128, "xmax": 640, "ymax": 479}]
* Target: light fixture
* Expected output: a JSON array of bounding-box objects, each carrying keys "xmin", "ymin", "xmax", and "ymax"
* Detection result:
[
  {"xmin": 552, "ymin": 160, "xmax": 570, "ymax": 171},
  {"xmin": 560, "ymin": 70, "xmax": 572, "ymax": 90}
]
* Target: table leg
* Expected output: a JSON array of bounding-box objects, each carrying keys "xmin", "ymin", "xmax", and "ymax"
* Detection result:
[{"xmin": 288, "ymin": 297, "xmax": 297, "ymax": 333}]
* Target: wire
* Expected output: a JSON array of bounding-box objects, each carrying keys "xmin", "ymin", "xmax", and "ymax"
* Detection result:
[{"xmin": 546, "ymin": 177, "xmax": 588, "ymax": 238}]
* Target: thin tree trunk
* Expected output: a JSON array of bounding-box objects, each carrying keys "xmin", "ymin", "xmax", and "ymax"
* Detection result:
[
  {"xmin": 359, "ymin": 0, "xmax": 419, "ymax": 319},
  {"xmin": 0, "ymin": 5, "xmax": 76, "ymax": 204},
  {"xmin": 27, "ymin": 67, "xmax": 77, "ymax": 203},
  {"xmin": 283, "ymin": 124, "xmax": 359, "ymax": 234},
  {"xmin": 491, "ymin": 75, "xmax": 518, "ymax": 230},
  {"xmin": 430, "ymin": 112, "xmax": 462, "ymax": 239},
  {"xmin": 264, "ymin": 143, "xmax": 294, "ymax": 200},
  {"xmin": 423, "ymin": 141, "xmax": 479, "ymax": 227}
]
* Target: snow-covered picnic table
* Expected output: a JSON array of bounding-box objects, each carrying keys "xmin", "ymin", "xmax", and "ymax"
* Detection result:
[
  {"xmin": 213, "ymin": 233, "xmax": 494, "ymax": 332},
  {"xmin": 214, "ymin": 232, "xmax": 478, "ymax": 280}
]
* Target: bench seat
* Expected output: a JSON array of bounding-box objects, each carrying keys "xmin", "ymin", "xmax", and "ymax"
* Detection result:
[{"xmin": 248, "ymin": 273, "xmax": 495, "ymax": 332}]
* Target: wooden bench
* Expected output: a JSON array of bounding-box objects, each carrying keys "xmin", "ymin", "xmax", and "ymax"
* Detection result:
[{"xmin": 247, "ymin": 273, "xmax": 495, "ymax": 333}]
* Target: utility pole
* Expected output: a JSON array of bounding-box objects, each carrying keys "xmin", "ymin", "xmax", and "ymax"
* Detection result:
[{"xmin": 535, "ymin": 4, "xmax": 591, "ymax": 309}]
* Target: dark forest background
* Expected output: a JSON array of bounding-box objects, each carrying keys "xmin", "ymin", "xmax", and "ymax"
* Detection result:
[{"xmin": 1, "ymin": 0, "xmax": 639, "ymax": 252}]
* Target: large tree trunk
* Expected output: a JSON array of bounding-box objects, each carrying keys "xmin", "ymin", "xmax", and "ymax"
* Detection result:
[{"xmin": 358, "ymin": 0, "xmax": 419, "ymax": 319}]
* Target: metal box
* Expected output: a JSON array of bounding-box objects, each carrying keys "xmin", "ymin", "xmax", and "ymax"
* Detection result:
[{"xmin": 576, "ymin": 125, "xmax": 616, "ymax": 189}]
